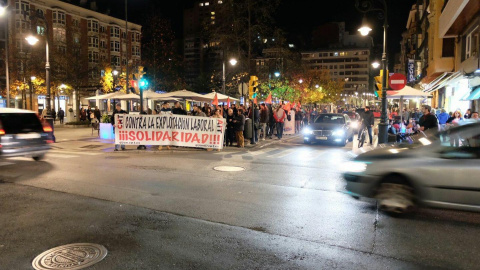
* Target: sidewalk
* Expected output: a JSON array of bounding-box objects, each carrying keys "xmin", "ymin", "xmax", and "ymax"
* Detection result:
[{"xmin": 51, "ymin": 125, "xmax": 295, "ymax": 153}]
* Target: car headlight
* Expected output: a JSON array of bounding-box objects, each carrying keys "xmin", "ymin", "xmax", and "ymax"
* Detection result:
[
  {"xmin": 303, "ymin": 127, "xmax": 313, "ymax": 135},
  {"xmin": 343, "ymin": 161, "xmax": 369, "ymax": 173},
  {"xmin": 350, "ymin": 121, "xmax": 358, "ymax": 128},
  {"xmin": 332, "ymin": 129, "xmax": 345, "ymax": 136}
]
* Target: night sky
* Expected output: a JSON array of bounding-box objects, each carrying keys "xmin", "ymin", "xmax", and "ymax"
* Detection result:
[{"xmin": 71, "ymin": 0, "xmax": 416, "ymax": 63}]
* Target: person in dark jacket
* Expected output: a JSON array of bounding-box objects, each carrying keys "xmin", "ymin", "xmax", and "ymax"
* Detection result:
[
  {"xmin": 259, "ymin": 103, "xmax": 269, "ymax": 140},
  {"xmin": 248, "ymin": 104, "xmax": 260, "ymax": 143},
  {"xmin": 57, "ymin": 108, "xmax": 65, "ymax": 124},
  {"xmin": 94, "ymin": 106, "xmax": 101, "ymax": 121},
  {"xmin": 418, "ymin": 105, "xmax": 438, "ymax": 132},
  {"xmin": 233, "ymin": 108, "xmax": 245, "ymax": 148},
  {"xmin": 267, "ymin": 104, "xmax": 275, "ymax": 139},
  {"xmin": 225, "ymin": 108, "xmax": 236, "ymax": 146},
  {"xmin": 362, "ymin": 106, "xmax": 375, "ymax": 145},
  {"xmin": 111, "ymin": 104, "xmax": 128, "ymax": 151},
  {"xmin": 172, "ymin": 101, "xmax": 187, "ymax": 115}
]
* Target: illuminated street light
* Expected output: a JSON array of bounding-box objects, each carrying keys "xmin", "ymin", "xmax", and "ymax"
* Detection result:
[
  {"xmin": 299, "ymin": 79, "xmax": 303, "ymax": 84},
  {"xmin": 274, "ymin": 72, "xmax": 281, "ymax": 77},
  {"xmin": 229, "ymin": 58, "xmax": 238, "ymax": 66},
  {"xmin": 371, "ymin": 61, "xmax": 380, "ymax": 69},
  {"xmin": 358, "ymin": 26, "xmax": 372, "ymax": 36},
  {"xmin": 31, "ymin": 76, "xmax": 36, "ymax": 81},
  {"xmin": 0, "ymin": 6, "xmax": 6, "ymax": 16},
  {"xmin": 25, "ymin": 35, "xmax": 39, "ymax": 46},
  {"xmin": 113, "ymin": 70, "xmax": 119, "ymax": 76}
]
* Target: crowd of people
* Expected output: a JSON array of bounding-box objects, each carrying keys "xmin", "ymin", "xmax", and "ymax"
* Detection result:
[{"xmin": 386, "ymin": 105, "xmax": 479, "ymax": 145}]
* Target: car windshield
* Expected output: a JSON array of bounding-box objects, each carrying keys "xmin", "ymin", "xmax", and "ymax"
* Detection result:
[
  {"xmin": 0, "ymin": 113, "xmax": 44, "ymax": 134},
  {"xmin": 315, "ymin": 115, "xmax": 345, "ymax": 124}
]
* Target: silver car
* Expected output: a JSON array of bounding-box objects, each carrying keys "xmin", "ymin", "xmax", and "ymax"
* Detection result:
[
  {"xmin": 0, "ymin": 108, "xmax": 51, "ymax": 161},
  {"xmin": 343, "ymin": 122, "xmax": 480, "ymax": 214}
]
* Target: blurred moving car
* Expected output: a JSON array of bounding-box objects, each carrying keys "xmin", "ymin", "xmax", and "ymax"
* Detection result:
[
  {"xmin": 0, "ymin": 108, "xmax": 52, "ymax": 161},
  {"xmin": 343, "ymin": 122, "xmax": 480, "ymax": 214},
  {"xmin": 303, "ymin": 113, "xmax": 354, "ymax": 146}
]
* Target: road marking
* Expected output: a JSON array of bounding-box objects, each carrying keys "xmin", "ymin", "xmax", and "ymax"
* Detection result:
[
  {"xmin": 248, "ymin": 149, "xmax": 274, "ymax": 156},
  {"xmin": 0, "ymin": 162, "xmax": 14, "ymax": 167},
  {"xmin": 304, "ymin": 150, "xmax": 324, "ymax": 161},
  {"xmin": 46, "ymin": 153, "xmax": 79, "ymax": 159},
  {"xmin": 50, "ymin": 150, "xmax": 101, "ymax": 156},
  {"xmin": 275, "ymin": 148, "xmax": 297, "ymax": 158}
]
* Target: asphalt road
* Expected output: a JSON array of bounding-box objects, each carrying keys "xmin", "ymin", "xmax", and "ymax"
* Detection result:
[{"xmin": 1, "ymin": 134, "xmax": 479, "ymax": 269}]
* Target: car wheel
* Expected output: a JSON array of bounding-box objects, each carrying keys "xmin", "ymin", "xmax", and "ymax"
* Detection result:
[
  {"xmin": 376, "ymin": 176, "xmax": 415, "ymax": 215},
  {"xmin": 33, "ymin": 155, "xmax": 44, "ymax": 161}
]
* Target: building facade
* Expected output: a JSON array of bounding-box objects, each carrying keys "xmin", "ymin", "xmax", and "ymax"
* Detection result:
[
  {"xmin": 439, "ymin": 0, "xmax": 480, "ymax": 113},
  {"xmin": 6, "ymin": 0, "xmax": 141, "ymax": 111},
  {"xmin": 183, "ymin": 0, "xmax": 224, "ymax": 87}
]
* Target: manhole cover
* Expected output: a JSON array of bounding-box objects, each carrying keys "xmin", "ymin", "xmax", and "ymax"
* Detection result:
[
  {"xmin": 32, "ymin": 243, "xmax": 107, "ymax": 270},
  {"xmin": 213, "ymin": 166, "xmax": 245, "ymax": 172}
]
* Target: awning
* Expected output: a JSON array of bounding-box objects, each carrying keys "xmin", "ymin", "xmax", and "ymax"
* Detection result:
[
  {"xmin": 422, "ymin": 71, "xmax": 464, "ymax": 93},
  {"xmin": 466, "ymin": 86, "xmax": 480, "ymax": 100}
]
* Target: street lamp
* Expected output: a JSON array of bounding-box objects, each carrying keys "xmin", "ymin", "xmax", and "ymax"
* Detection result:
[
  {"xmin": 356, "ymin": 0, "xmax": 389, "ymax": 144},
  {"xmin": 298, "ymin": 79, "xmax": 303, "ymax": 84},
  {"xmin": 358, "ymin": 26, "xmax": 372, "ymax": 36},
  {"xmin": 222, "ymin": 58, "xmax": 237, "ymax": 94},
  {"xmin": 371, "ymin": 61, "xmax": 380, "ymax": 69},
  {"xmin": 274, "ymin": 71, "xmax": 281, "ymax": 78},
  {"xmin": 30, "ymin": 76, "xmax": 36, "ymax": 110}
]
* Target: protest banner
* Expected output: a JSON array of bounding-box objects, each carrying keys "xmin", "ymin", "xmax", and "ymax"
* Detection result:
[{"xmin": 114, "ymin": 114, "xmax": 225, "ymax": 149}]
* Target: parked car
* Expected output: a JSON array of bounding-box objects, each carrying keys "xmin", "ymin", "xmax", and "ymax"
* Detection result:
[
  {"xmin": 0, "ymin": 108, "xmax": 52, "ymax": 161},
  {"xmin": 303, "ymin": 113, "xmax": 354, "ymax": 146},
  {"xmin": 343, "ymin": 122, "xmax": 480, "ymax": 214}
]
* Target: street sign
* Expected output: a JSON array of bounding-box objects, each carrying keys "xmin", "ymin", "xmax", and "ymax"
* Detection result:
[
  {"xmin": 238, "ymin": 83, "xmax": 248, "ymax": 96},
  {"xmin": 389, "ymin": 73, "xmax": 407, "ymax": 90}
]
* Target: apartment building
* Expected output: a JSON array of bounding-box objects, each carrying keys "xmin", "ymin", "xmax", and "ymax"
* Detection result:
[
  {"xmin": 301, "ymin": 48, "xmax": 371, "ymax": 96},
  {"xmin": 7, "ymin": 0, "xmax": 141, "ymax": 110}
]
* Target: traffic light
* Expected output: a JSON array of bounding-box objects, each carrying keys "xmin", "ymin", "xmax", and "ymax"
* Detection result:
[
  {"xmin": 249, "ymin": 75, "xmax": 258, "ymax": 99},
  {"xmin": 139, "ymin": 78, "xmax": 149, "ymax": 89},
  {"xmin": 374, "ymin": 70, "xmax": 389, "ymax": 98}
]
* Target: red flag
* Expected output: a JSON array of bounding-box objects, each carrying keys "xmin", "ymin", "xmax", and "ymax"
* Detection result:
[
  {"xmin": 298, "ymin": 102, "xmax": 301, "ymax": 109},
  {"xmin": 265, "ymin": 93, "xmax": 272, "ymax": 104},
  {"xmin": 284, "ymin": 102, "xmax": 291, "ymax": 111},
  {"xmin": 254, "ymin": 97, "xmax": 257, "ymax": 104},
  {"xmin": 227, "ymin": 97, "xmax": 230, "ymax": 107},
  {"xmin": 212, "ymin": 93, "xmax": 219, "ymax": 106}
]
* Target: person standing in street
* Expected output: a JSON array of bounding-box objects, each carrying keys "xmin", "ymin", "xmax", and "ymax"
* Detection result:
[
  {"xmin": 111, "ymin": 104, "xmax": 127, "ymax": 151},
  {"xmin": 233, "ymin": 108, "xmax": 245, "ymax": 148},
  {"xmin": 87, "ymin": 106, "xmax": 92, "ymax": 122},
  {"xmin": 226, "ymin": 108, "xmax": 235, "ymax": 146},
  {"xmin": 273, "ymin": 105, "xmax": 286, "ymax": 140},
  {"xmin": 172, "ymin": 101, "xmax": 187, "ymax": 115},
  {"xmin": 362, "ymin": 106, "xmax": 375, "ymax": 145},
  {"xmin": 94, "ymin": 106, "xmax": 101, "ymax": 122},
  {"xmin": 57, "ymin": 108, "xmax": 65, "ymax": 124},
  {"xmin": 464, "ymin": 109, "xmax": 472, "ymax": 119},
  {"xmin": 259, "ymin": 103, "xmax": 269, "ymax": 140}
]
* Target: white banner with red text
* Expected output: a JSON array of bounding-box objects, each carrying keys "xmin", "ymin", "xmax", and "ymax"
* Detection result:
[{"xmin": 114, "ymin": 114, "xmax": 225, "ymax": 149}]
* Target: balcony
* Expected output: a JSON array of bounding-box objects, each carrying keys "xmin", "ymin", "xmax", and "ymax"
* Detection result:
[{"xmin": 439, "ymin": 0, "xmax": 480, "ymax": 38}]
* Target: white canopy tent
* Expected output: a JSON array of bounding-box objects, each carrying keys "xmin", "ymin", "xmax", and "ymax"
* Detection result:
[
  {"xmin": 387, "ymin": 86, "xmax": 431, "ymax": 122},
  {"xmin": 202, "ymin": 92, "xmax": 239, "ymax": 102},
  {"xmin": 85, "ymin": 92, "xmax": 123, "ymax": 100},
  {"xmin": 162, "ymin": 90, "xmax": 211, "ymax": 102}
]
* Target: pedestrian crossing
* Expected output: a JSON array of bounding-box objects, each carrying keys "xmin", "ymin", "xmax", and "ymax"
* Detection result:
[
  {"xmin": 215, "ymin": 146, "xmax": 340, "ymax": 161},
  {"xmin": 0, "ymin": 150, "xmax": 101, "ymax": 166}
]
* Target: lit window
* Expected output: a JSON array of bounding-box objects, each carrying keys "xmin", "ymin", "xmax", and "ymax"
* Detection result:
[
  {"xmin": 205, "ymin": 2, "xmax": 209, "ymax": 6},
  {"xmin": 211, "ymin": 11, "xmax": 215, "ymax": 15},
  {"xmin": 334, "ymin": 52, "xmax": 339, "ymax": 56},
  {"xmin": 218, "ymin": 0, "xmax": 223, "ymax": 3},
  {"xmin": 199, "ymin": 3, "xmax": 204, "ymax": 6}
]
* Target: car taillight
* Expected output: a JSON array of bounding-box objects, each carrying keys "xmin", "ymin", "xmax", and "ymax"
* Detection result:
[
  {"xmin": 0, "ymin": 120, "xmax": 4, "ymax": 135},
  {"xmin": 43, "ymin": 125, "xmax": 53, "ymax": 132}
]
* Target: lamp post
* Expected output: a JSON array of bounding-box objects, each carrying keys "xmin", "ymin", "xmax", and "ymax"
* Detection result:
[
  {"xmin": 30, "ymin": 76, "xmax": 36, "ymax": 110},
  {"xmin": 356, "ymin": 0, "xmax": 389, "ymax": 144},
  {"xmin": 222, "ymin": 58, "xmax": 237, "ymax": 94},
  {"xmin": 26, "ymin": 33, "xmax": 50, "ymax": 118},
  {"xmin": 112, "ymin": 70, "xmax": 118, "ymax": 109},
  {"xmin": 1, "ymin": 4, "xmax": 9, "ymax": 108}
]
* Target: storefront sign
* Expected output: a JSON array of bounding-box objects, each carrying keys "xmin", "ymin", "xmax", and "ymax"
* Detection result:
[
  {"xmin": 408, "ymin": 59, "xmax": 415, "ymax": 83},
  {"xmin": 114, "ymin": 114, "xmax": 225, "ymax": 149}
]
